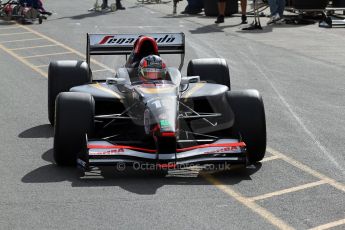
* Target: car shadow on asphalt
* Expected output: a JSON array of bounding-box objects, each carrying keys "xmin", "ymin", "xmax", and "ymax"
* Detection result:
[
  {"xmin": 47, "ymin": 10, "xmax": 114, "ymax": 22},
  {"xmin": 21, "ymin": 148, "xmax": 262, "ymax": 195},
  {"xmin": 18, "ymin": 124, "xmax": 53, "ymax": 138}
]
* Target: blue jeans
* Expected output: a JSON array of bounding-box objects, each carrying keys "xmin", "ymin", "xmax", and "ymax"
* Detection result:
[{"xmin": 267, "ymin": 0, "xmax": 285, "ymax": 17}]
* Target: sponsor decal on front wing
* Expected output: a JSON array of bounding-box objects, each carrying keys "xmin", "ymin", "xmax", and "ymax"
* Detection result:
[{"xmin": 89, "ymin": 148, "xmax": 125, "ymax": 155}]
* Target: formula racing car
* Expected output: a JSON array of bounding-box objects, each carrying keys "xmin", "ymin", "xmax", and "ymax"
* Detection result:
[
  {"xmin": 0, "ymin": 0, "xmax": 45, "ymax": 24},
  {"xmin": 48, "ymin": 33, "xmax": 266, "ymax": 172}
]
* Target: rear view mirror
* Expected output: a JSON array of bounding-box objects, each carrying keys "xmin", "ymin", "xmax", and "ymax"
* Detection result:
[
  {"xmin": 106, "ymin": 77, "xmax": 126, "ymax": 85},
  {"xmin": 181, "ymin": 76, "xmax": 200, "ymax": 85}
]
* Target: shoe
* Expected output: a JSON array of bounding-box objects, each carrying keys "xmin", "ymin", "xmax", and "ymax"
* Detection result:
[
  {"xmin": 116, "ymin": 5, "xmax": 125, "ymax": 10},
  {"xmin": 241, "ymin": 15, "xmax": 247, "ymax": 24},
  {"xmin": 116, "ymin": 0, "xmax": 125, "ymax": 10},
  {"xmin": 181, "ymin": 6, "xmax": 190, "ymax": 14},
  {"xmin": 267, "ymin": 13, "xmax": 280, "ymax": 25},
  {"xmin": 41, "ymin": 11, "xmax": 52, "ymax": 16},
  {"xmin": 101, "ymin": 4, "xmax": 109, "ymax": 9},
  {"xmin": 275, "ymin": 17, "xmax": 285, "ymax": 24},
  {"xmin": 188, "ymin": 8, "xmax": 203, "ymax": 14},
  {"xmin": 215, "ymin": 15, "xmax": 224, "ymax": 24},
  {"xmin": 181, "ymin": 7, "xmax": 202, "ymax": 15}
]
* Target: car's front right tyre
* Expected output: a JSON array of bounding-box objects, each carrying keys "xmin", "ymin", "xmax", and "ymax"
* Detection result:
[{"xmin": 54, "ymin": 92, "xmax": 94, "ymax": 166}]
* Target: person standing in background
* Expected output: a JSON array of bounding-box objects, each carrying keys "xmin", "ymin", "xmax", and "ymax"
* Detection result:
[
  {"xmin": 267, "ymin": 0, "xmax": 285, "ymax": 24},
  {"xmin": 102, "ymin": 0, "xmax": 125, "ymax": 10},
  {"xmin": 240, "ymin": 0, "xmax": 247, "ymax": 24},
  {"xmin": 101, "ymin": 0, "xmax": 108, "ymax": 9},
  {"xmin": 215, "ymin": 0, "xmax": 248, "ymax": 24}
]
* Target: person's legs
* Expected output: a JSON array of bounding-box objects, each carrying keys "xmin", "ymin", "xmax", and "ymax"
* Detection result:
[
  {"xmin": 102, "ymin": 0, "xmax": 108, "ymax": 9},
  {"xmin": 215, "ymin": 0, "xmax": 225, "ymax": 23},
  {"xmin": 277, "ymin": 0, "xmax": 285, "ymax": 17},
  {"xmin": 240, "ymin": 0, "xmax": 247, "ymax": 24},
  {"xmin": 267, "ymin": 0, "xmax": 281, "ymax": 24},
  {"xmin": 116, "ymin": 0, "xmax": 125, "ymax": 10},
  {"xmin": 267, "ymin": 0, "xmax": 278, "ymax": 16},
  {"xmin": 37, "ymin": 0, "xmax": 52, "ymax": 15}
]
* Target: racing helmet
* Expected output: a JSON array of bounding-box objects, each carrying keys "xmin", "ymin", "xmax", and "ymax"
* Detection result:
[{"xmin": 138, "ymin": 55, "xmax": 168, "ymax": 81}]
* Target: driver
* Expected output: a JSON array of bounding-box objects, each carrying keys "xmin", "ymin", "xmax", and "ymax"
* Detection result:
[{"xmin": 138, "ymin": 55, "xmax": 169, "ymax": 82}]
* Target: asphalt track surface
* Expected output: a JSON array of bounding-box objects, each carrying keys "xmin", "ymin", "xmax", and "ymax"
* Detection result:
[{"xmin": 0, "ymin": 0, "xmax": 345, "ymax": 229}]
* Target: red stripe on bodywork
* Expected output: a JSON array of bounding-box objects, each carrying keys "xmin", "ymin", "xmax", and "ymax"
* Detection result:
[
  {"xmin": 176, "ymin": 142, "xmax": 246, "ymax": 152},
  {"xmin": 88, "ymin": 142, "xmax": 245, "ymax": 154},
  {"xmin": 161, "ymin": 132, "xmax": 175, "ymax": 137},
  {"xmin": 99, "ymin": 36, "xmax": 113, "ymax": 44},
  {"xmin": 87, "ymin": 145, "xmax": 156, "ymax": 153}
]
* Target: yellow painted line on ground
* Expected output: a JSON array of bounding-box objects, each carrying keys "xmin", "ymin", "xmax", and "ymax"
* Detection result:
[
  {"xmin": 0, "ymin": 43, "xmax": 47, "ymax": 78},
  {"xmin": 9, "ymin": 44, "xmax": 59, "ymax": 51},
  {"xmin": 93, "ymin": 69, "xmax": 110, "ymax": 73},
  {"xmin": 309, "ymin": 218, "xmax": 345, "ymax": 230},
  {"xmin": 267, "ymin": 147, "xmax": 345, "ymax": 193},
  {"xmin": 0, "ymin": 37, "xmax": 44, "ymax": 43},
  {"xmin": 202, "ymin": 173, "xmax": 295, "ymax": 230},
  {"xmin": 0, "ymin": 31, "xmax": 32, "ymax": 36},
  {"xmin": 34, "ymin": 64, "xmax": 49, "ymax": 68},
  {"xmin": 22, "ymin": 51, "xmax": 73, "ymax": 59},
  {"xmin": 261, "ymin": 155, "xmax": 280, "ymax": 163},
  {"xmin": 17, "ymin": 24, "xmax": 115, "ymax": 73},
  {"xmin": 249, "ymin": 180, "xmax": 327, "ymax": 202}
]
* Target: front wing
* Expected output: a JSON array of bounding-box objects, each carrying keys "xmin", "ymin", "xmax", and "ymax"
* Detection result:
[{"xmin": 77, "ymin": 139, "xmax": 247, "ymax": 170}]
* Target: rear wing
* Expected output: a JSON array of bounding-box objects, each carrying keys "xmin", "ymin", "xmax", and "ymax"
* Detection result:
[{"xmin": 87, "ymin": 32, "xmax": 185, "ymax": 70}]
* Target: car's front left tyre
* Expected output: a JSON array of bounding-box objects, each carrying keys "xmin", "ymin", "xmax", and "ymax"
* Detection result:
[{"xmin": 226, "ymin": 90, "xmax": 267, "ymax": 164}]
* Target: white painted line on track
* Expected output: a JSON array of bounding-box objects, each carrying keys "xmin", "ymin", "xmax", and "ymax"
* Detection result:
[
  {"xmin": 248, "ymin": 57, "xmax": 344, "ymax": 175},
  {"xmin": 309, "ymin": 218, "xmax": 345, "ymax": 230}
]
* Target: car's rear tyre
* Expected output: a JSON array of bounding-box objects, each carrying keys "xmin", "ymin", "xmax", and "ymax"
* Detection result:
[
  {"xmin": 187, "ymin": 58, "xmax": 231, "ymax": 90},
  {"xmin": 48, "ymin": 60, "xmax": 90, "ymax": 125},
  {"xmin": 54, "ymin": 92, "xmax": 94, "ymax": 166},
  {"xmin": 227, "ymin": 90, "xmax": 266, "ymax": 163}
]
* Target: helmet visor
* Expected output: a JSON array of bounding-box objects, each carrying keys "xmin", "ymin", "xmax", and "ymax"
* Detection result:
[{"xmin": 141, "ymin": 68, "xmax": 166, "ymax": 80}]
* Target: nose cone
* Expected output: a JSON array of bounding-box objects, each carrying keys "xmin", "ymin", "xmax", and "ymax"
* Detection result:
[{"xmin": 147, "ymin": 96, "xmax": 178, "ymax": 135}]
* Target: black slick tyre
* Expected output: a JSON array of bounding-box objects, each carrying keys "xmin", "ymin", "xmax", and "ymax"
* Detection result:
[
  {"xmin": 48, "ymin": 60, "xmax": 90, "ymax": 125},
  {"xmin": 187, "ymin": 58, "xmax": 231, "ymax": 90},
  {"xmin": 54, "ymin": 92, "xmax": 94, "ymax": 166},
  {"xmin": 227, "ymin": 90, "xmax": 266, "ymax": 163}
]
